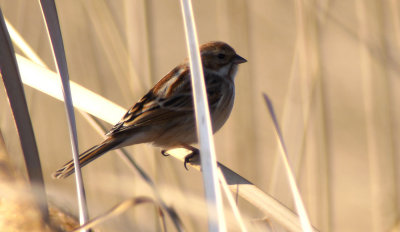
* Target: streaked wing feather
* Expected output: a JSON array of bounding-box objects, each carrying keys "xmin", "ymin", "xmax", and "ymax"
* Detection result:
[
  {"xmin": 106, "ymin": 67, "xmax": 228, "ymax": 136},
  {"xmin": 106, "ymin": 91, "xmax": 159, "ymax": 136},
  {"xmin": 106, "ymin": 65, "xmax": 195, "ymax": 136}
]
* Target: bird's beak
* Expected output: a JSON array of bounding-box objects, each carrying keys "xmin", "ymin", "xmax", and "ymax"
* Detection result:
[{"xmin": 233, "ymin": 54, "xmax": 247, "ymax": 64}]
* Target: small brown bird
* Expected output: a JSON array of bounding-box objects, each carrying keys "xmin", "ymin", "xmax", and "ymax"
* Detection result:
[{"xmin": 53, "ymin": 41, "xmax": 246, "ymax": 179}]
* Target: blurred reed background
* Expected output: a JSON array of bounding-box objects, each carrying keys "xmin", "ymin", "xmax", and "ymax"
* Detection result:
[{"xmin": 0, "ymin": 0, "xmax": 400, "ymax": 231}]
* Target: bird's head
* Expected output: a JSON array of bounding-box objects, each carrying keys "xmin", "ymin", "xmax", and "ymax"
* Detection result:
[{"xmin": 200, "ymin": 41, "xmax": 247, "ymax": 77}]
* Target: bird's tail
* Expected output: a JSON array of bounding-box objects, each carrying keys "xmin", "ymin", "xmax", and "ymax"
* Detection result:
[{"xmin": 52, "ymin": 138, "xmax": 122, "ymax": 179}]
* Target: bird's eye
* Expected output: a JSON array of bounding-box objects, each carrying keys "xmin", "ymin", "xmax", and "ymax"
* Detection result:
[{"xmin": 217, "ymin": 53, "xmax": 226, "ymax": 59}]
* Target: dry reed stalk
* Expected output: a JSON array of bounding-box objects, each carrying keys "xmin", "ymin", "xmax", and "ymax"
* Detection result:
[
  {"xmin": 180, "ymin": 0, "xmax": 226, "ymax": 231},
  {"xmin": 0, "ymin": 8, "xmax": 49, "ymax": 222},
  {"xmin": 38, "ymin": 0, "xmax": 89, "ymax": 228}
]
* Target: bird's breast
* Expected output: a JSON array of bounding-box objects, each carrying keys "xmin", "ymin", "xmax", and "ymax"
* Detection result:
[{"xmin": 210, "ymin": 84, "xmax": 235, "ymax": 133}]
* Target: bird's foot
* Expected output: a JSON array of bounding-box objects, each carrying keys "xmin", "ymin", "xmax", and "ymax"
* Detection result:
[
  {"xmin": 160, "ymin": 145, "xmax": 200, "ymax": 170},
  {"xmin": 184, "ymin": 148, "xmax": 200, "ymax": 170}
]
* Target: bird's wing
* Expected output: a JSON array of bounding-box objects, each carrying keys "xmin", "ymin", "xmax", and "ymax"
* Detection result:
[
  {"xmin": 106, "ymin": 65, "xmax": 194, "ymax": 136},
  {"xmin": 106, "ymin": 65, "xmax": 229, "ymax": 137}
]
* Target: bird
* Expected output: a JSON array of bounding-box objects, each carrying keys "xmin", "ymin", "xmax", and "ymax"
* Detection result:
[{"xmin": 53, "ymin": 41, "xmax": 247, "ymax": 179}]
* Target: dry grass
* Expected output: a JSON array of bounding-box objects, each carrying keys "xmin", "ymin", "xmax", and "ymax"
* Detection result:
[{"xmin": 0, "ymin": 0, "xmax": 400, "ymax": 231}]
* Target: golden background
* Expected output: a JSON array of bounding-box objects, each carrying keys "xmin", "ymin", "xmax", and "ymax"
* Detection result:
[{"xmin": 1, "ymin": 0, "xmax": 399, "ymax": 231}]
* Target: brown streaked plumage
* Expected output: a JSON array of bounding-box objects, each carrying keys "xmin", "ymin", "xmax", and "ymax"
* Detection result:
[{"xmin": 53, "ymin": 41, "xmax": 246, "ymax": 179}]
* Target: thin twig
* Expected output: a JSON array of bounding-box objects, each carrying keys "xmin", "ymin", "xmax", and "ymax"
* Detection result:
[
  {"xmin": 70, "ymin": 197, "xmax": 175, "ymax": 232},
  {"xmin": 218, "ymin": 168, "xmax": 248, "ymax": 232},
  {"xmin": 262, "ymin": 93, "xmax": 313, "ymax": 232}
]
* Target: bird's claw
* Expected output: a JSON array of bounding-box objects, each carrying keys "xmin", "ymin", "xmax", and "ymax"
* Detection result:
[
  {"xmin": 161, "ymin": 150, "xmax": 169, "ymax": 157},
  {"xmin": 184, "ymin": 156, "xmax": 190, "ymax": 170},
  {"xmin": 183, "ymin": 151, "xmax": 199, "ymax": 170}
]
